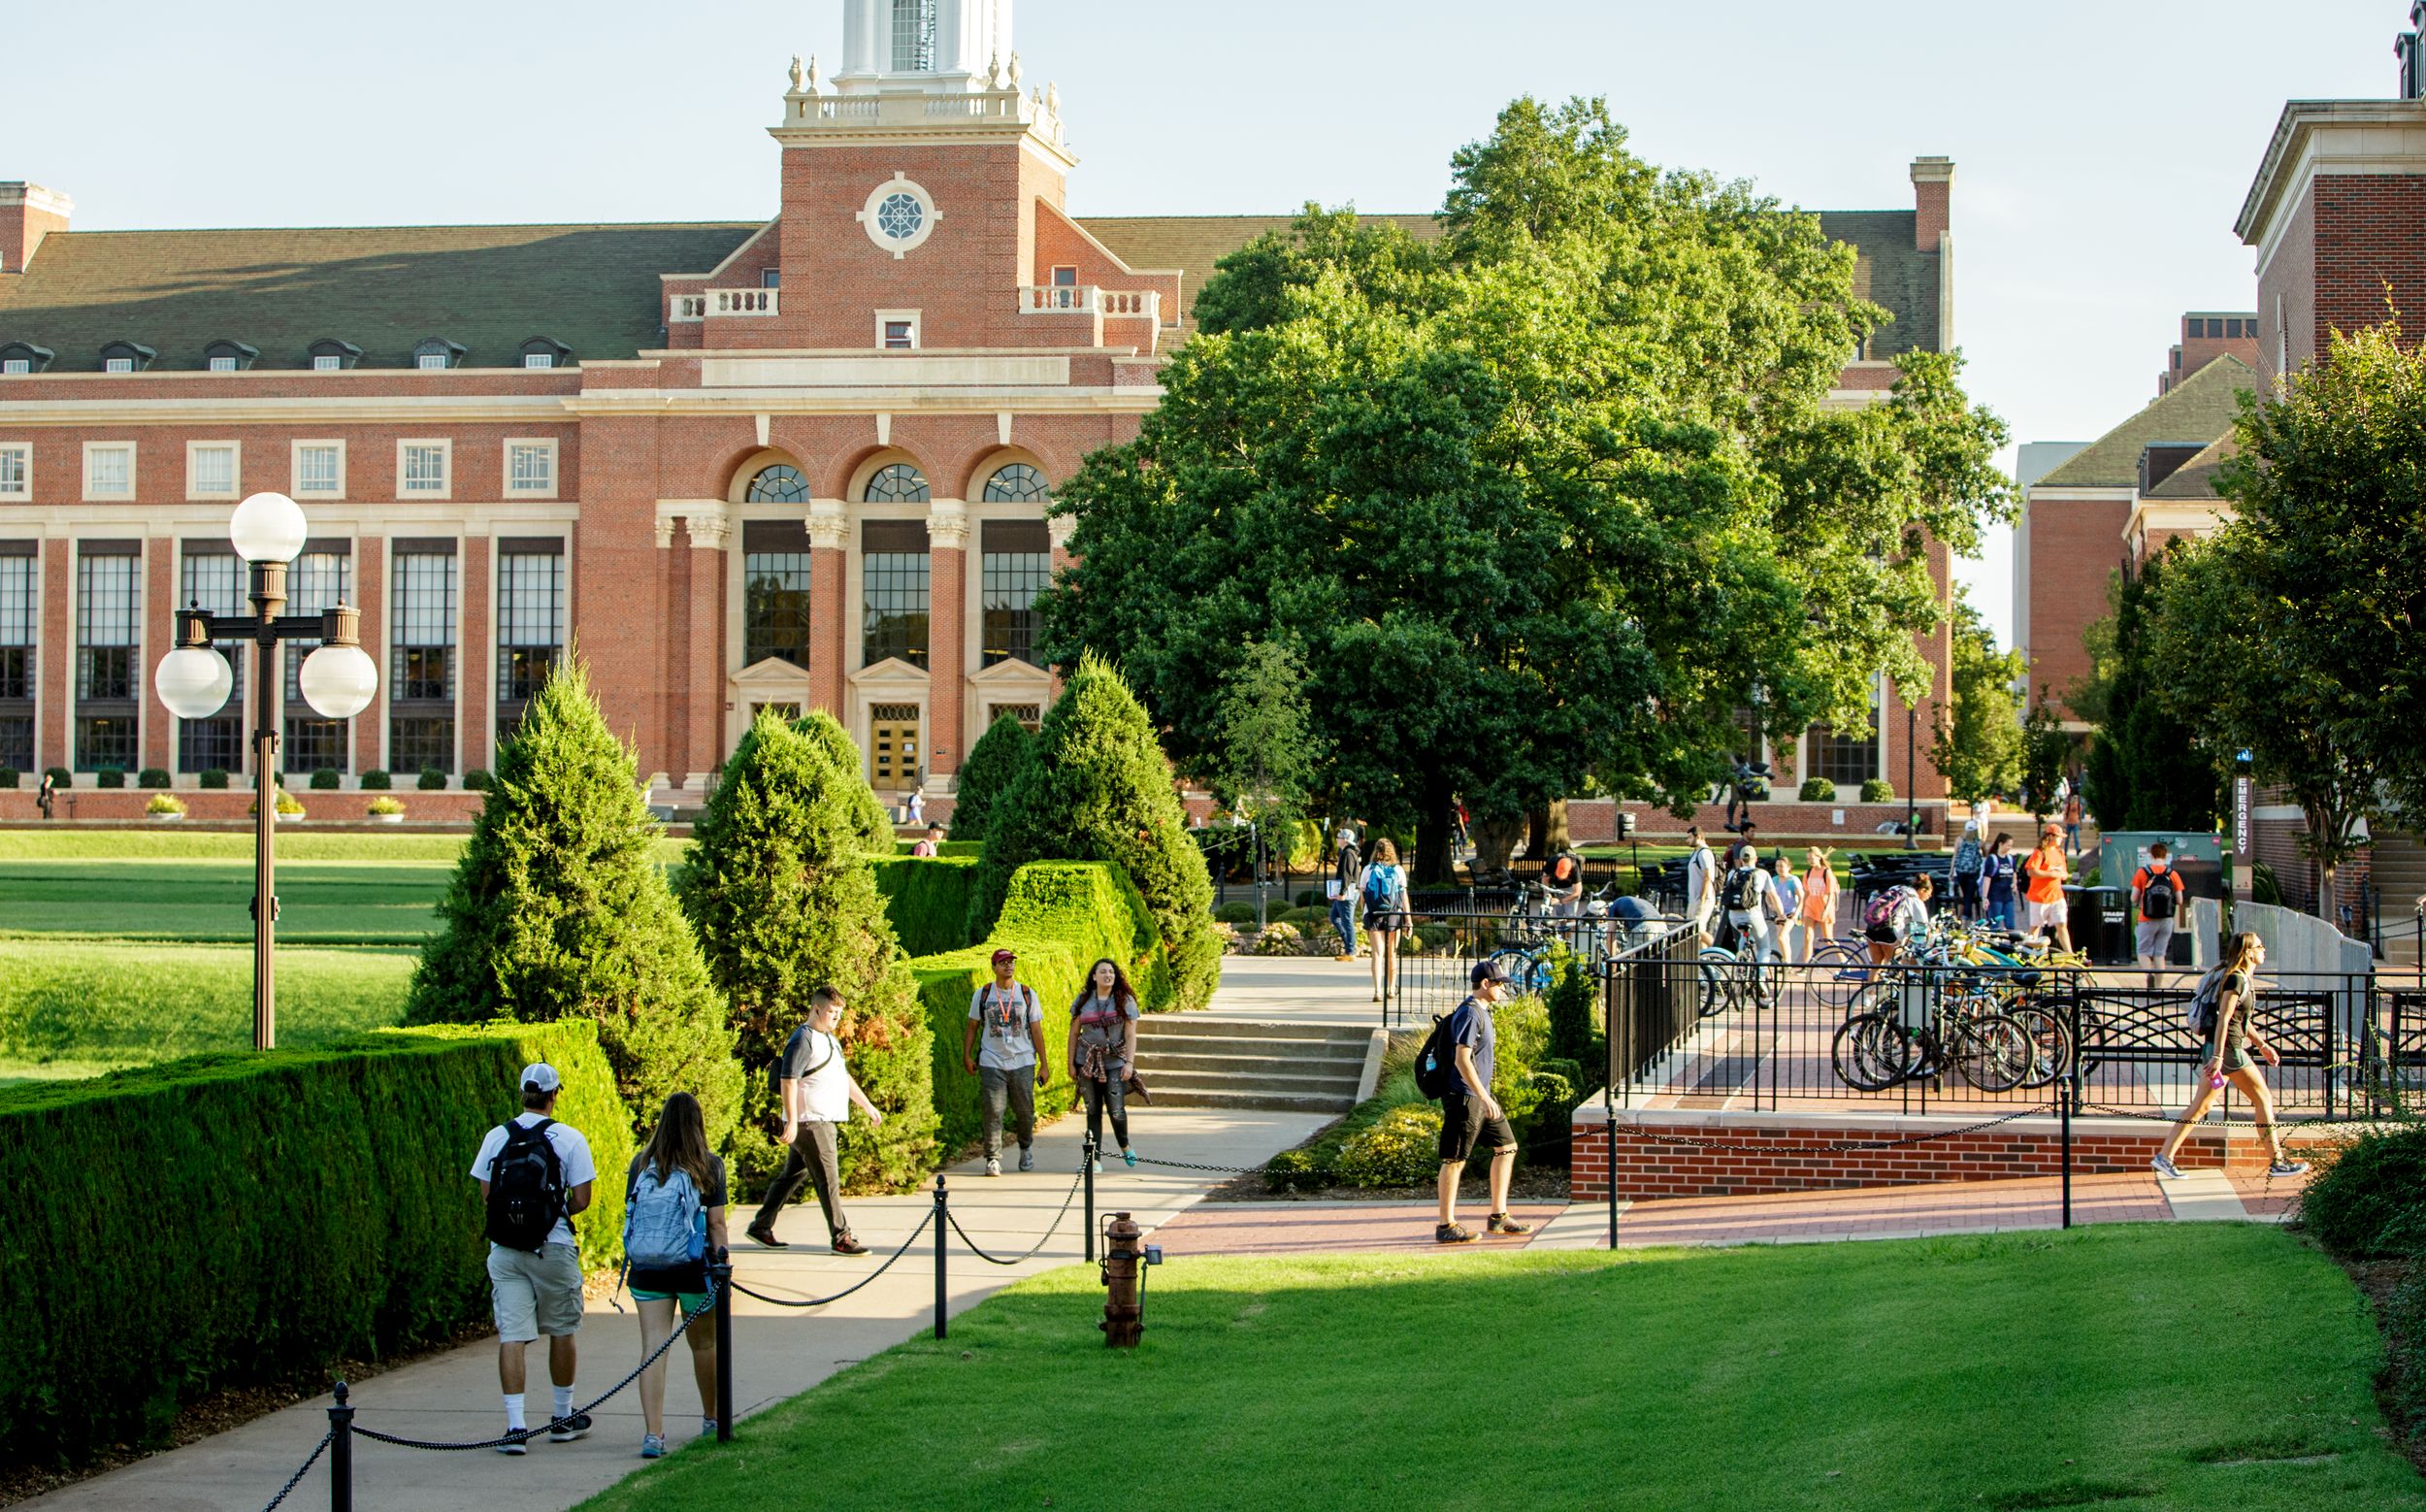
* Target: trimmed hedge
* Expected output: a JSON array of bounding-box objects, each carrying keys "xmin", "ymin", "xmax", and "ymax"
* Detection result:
[
  {"xmin": 872, "ymin": 854, "xmax": 978, "ymax": 957},
  {"xmin": 909, "ymin": 861, "xmax": 1167, "ymax": 1154},
  {"xmin": 0, "ymin": 1021, "xmax": 634, "ymax": 1467}
]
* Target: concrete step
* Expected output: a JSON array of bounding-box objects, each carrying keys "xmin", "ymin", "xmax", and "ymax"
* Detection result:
[
  {"xmin": 1143, "ymin": 1067, "xmax": 1364, "ymax": 1095},
  {"xmin": 1147, "ymin": 1088, "xmax": 1359, "ymax": 1114},
  {"xmin": 1134, "ymin": 1048, "xmax": 1366, "ymax": 1076},
  {"xmin": 1136, "ymin": 1016, "xmax": 1368, "ymax": 1044}
]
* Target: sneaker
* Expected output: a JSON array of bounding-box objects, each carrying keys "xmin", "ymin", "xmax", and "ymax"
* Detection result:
[
  {"xmin": 745, "ymin": 1223, "xmax": 787, "ymax": 1250},
  {"xmin": 2150, "ymin": 1154, "xmax": 2182, "ymax": 1180},
  {"xmin": 702, "ymin": 1418, "xmax": 718, "ymax": 1438},
  {"xmin": 498, "ymin": 1425, "xmax": 529, "ymax": 1456},
  {"xmin": 832, "ymin": 1233, "xmax": 869, "ymax": 1256},
  {"xmin": 1334, "ymin": 953, "xmax": 1356, "ymax": 963},
  {"xmin": 1018, "ymin": 1147, "xmax": 1034, "ymax": 1173},
  {"xmin": 1486, "ymin": 1212, "xmax": 1532, "ymax": 1235},
  {"xmin": 1091, "ymin": 1157, "xmax": 1103, "ymax": 1174},
  {"xmin": 1122, "ymin": 1148, "xmax": 1138, "ymax": 1168},
  {"xmin": 985, "ymin": 1157, "xmax": 1001, "ymax": 1177},
  {"xmin": 640, "ymin": 1433, "xmax": 666, "ymax": 1460},
  {"xmin": 550, "ymin": 1412, "xmax": 592, "ymax": 1444},
  {"xmin": 1435, "ymin": 1222, "xmax": 1478, "ymax": 1244},
  {"xmin": 2269, "ymin": 1159, "xmax": 2311, "ymax": 1178}
]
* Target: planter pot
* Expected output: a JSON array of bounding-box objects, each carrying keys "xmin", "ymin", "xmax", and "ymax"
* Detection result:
[
  {"xmin": 148, "ymin": 812, "xmax": 185, "ymax": 822},
  {"xmin": 373, "ymin": 812, "xmax": 404, "ymax": 824}
]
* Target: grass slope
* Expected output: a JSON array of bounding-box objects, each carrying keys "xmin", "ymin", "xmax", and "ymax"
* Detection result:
[{"xmin": 575, "ymin": 1226, "xmax": 2425, "ymax": 1512}]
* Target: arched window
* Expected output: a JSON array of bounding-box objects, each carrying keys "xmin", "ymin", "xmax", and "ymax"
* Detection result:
[
  {"xmin": 745, "ymin": 465, "xmax": 808, "ymax": 505},
  {"xmin": 863, "ymin": 463, "xmax": 930, "ymax": 504},
  {"xmin": 980, "ymin": 463, "xmax": 1050, "ymax": 503}
]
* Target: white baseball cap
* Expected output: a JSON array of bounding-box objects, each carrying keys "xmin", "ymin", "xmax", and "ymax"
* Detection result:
[
  {"xmin": 1337, "ymin": 827, "xmax": 1356, "ymax": 842},
  {"xmin": 519, "ymin": 1062, "xmax": 561, "ymax": 1094}
]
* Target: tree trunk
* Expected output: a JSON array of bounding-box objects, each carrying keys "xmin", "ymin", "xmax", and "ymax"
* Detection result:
[
  {"xmin": 1416, "ymin": 777, "xmax": 1459, "ymax": 887},
  {"xmin": 1522, "ymin": 803, "xmax": 1551, "ymax": 861},
  {"xmin": 2318, "ymin": 858, "xmax": 2338, "ymax": 923}
]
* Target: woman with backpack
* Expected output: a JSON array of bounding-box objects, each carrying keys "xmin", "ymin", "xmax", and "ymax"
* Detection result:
[
  {"xmin": 1983, "ymin": 833, "xmax": 2019, "ymax": 933},
  {"xmin": 623, "ymin": 1092, "xmax": 726, "ymax": 1458},
  {"xmin": 2152, "ymin": 932, "xmax": 2311, "ymax": 1181},
  {"xmin": 1362, "ymin": 838, "xmax": 1412, "ymax": 1003},
  {"xmin": 1069, "ymin": 958, "xmax": 1142, "ymax": 1172},
  {"xmin": 1951, "ymin": 821, "xmax": 1985, "ymax": 923}
]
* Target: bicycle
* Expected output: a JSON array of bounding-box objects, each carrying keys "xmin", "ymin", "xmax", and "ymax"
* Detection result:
[{"xmin": 1830, "ymin": 972, "xmax": 2036, "ymax": 1094}]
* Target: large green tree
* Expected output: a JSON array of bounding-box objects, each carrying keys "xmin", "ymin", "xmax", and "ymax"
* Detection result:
[
  {"xmin": 1210, "ymin": 640, "xmax": 1326, "ymax": 856},
  {"xmin": 1928, "ymin": 591, "xmax": 2024, "ymax": 804},
  {"xmin": 946, "ymin": 711, "xmax": 1034, "ymax": 844},
  {"xmin": 407, "ymin": 656, "xmax": 742, "ymax": 1146},
  {"xmin": 2080, "ymin": 544, "xmax": 2220, "ymax": 834},
  {"xmin": 1038, "ymin": 98, "xmax": 2011, "ymax": 880}
]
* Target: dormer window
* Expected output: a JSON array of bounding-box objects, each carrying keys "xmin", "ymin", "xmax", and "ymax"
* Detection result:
[
  {"xmin": 519, "ymin": 336, "xmax": 572, "ymax": 370},
  {"xmin": 99, "ymin": 341, "xmax": 155, "ymax": 374},
  {"xmin": 0, "ymin": 343, "xmax": 52, "ymax": 375},
  {"xmin": 204, "ymin": 340, "xmax": 258, "ymax": 374},
  {"xmin": 413, "ymin": 337, "xmax": 466, "ymax": 371},
  {"xmin": 307, "ymin": 339, "xmax": 362, "ymax": 372}
]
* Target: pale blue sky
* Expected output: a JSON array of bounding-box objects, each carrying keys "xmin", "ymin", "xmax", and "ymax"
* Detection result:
[{"xmin": 2, "ymin": 1, "xmax": 2400, "ymax": 641}]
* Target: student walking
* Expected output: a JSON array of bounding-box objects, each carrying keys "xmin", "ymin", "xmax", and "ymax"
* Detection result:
[
  {"xmin": 1328, "ymin": 827, "xmax": 1364, "ymax": 961},
  {"xmin": 1797, "ymin": 847, "xmax": 1839, "ymax": 961},
  {"xmin": 2022, "ymin": 827, "xmax": 2073, "ymax": 953},
  {"xmin": 2152, "ymin": 933, "xmax": 2311, "ymax": 1180},
  {"xmin": 2130, "ymin": 841, "xmax": 2185, "ymax": 986},
  {"xmin": 1682, "ymin": 825, "xmax": 1719, "ymax": 943},
  {"xmin": 1862, "ymin": 875, "xmax": 1933, "ymax": 967},
  {"xmin": 1983, "ymin": 834, "xmax": 2019, "ymax": 933},
  {"xmin": 1361, "ymin": 838, "xmax": 1412, "ymax": 1003},
  {"xmin": 470, "ymin": 1062, "xmax": 598, "ymax": 1453},
  {"xmin": 1767, "ymin": 854, "xmax": 1804, "ymax": 964},
  {"xmin": 907, "ymin": 788, "xmax": 926, "ymax": 828},
  {"xmin": 911, "ymin": 824, "xmax": 943, "ymax": 857},
  {"xmin": 1720, "ymin": 843, "xmax": 1779, "ymax": 976},
  {"xmin": 963, "ymin": 947, "xmax": 1051, "ymax": 1175},
  {"xmin": 1434, "ymin": 959, "xmax": 1529, "ymax": 1243},
  {"xmin": 621, "ymin": 1092, "xmax": 725, "ymax": 1458},
  {"xmin": 746, "ymin": 985, "xmax": 886, "ymax": 1255},
  {"xmin": 1951, "ymin": 821, "xmax": 1985, "ymax": 923},
  {"xmin": 2062, "ymin": 789, "xmax": 2084, "ymax": 857},
  {"xmin": 35, "ymin": 770, "xmax": 54, "ymax": 820},
  {"xmin": 1069, "ymin": 958, "xmax": 1141, "ymax": 1170}
]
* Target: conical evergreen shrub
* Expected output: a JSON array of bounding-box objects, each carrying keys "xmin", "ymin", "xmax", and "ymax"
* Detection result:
[
  {"xmin": 946, "ymin": 710, "xmax": 1034, "ymax": 844},
  {"xmin": 793, "ymin": 710, "xmax": 897, "ymax": 853},
  {"xmin": 970, "ymin": 654, "xmax": 1221, "ymax": 1011},
  {"xmin": 681, "ymin": 710, "xmax": 938, "ymax": 1193},
  {"xmin": 407, "ymin": 655, "xmax": 742, "ymax": 1146}
]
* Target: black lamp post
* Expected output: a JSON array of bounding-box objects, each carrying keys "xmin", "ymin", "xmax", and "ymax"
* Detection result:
[
  {"xmin": 153, "ymin": 492, "xmax": 377, "ymax": 1051},
  {"xmin": 1903, "ymin": 702, "xmax": 1918, "ymax": 850}
]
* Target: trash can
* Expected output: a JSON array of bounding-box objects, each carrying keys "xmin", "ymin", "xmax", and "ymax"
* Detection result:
[{"xmin": 2067, "ymin": 885, "xmax": 2129, "ymax": 965}]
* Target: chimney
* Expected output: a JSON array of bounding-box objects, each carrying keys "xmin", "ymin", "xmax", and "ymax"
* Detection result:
[
  {"xmin": 1911, "ymin": 156, "xmax": 1953, "ymax": 251},
  {"xmin": 0, "ymin": 182, "xmax": 72, "ymax": 276}
]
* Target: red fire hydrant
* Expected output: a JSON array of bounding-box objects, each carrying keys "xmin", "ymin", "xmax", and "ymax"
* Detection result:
[{"xmin": 1099, "ymin": 1212, "xmax": 1163, "ymax": 1347}]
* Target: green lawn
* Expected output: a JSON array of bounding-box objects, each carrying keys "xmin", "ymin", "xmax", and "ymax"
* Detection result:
[{"xmin": 574, "ymin": 1226, "xmax": 2425, "ymax": 1512}]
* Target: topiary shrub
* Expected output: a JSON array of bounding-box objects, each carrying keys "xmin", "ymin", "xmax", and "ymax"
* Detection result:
[
  {"xmin": 94, "ymin": 768, "xmax": 125, "ymax": 789},
  {"xmin": 1798, "ymin": 777, "xmax": 1836, "ymax": 803},
  {"xmin": 679, "ymin": 709, "xmax": 937, "ymax": 1196},
  {"xmin": 870, "ymin": 854, "xmax": 978, "ymax": 957},
  {"xmin": 199, "ymin": 768, "xmax": 230, "ymax": 790},
  {"xmin": 1213, "ymin": 901, "xmax": 1258, "ymax": 925},
  {"xmin": 1860, "ymin": 778, "xmax": 1894, "ymax": 804},
  {"xmin": 1544, "ymin": 946, "xmax": 1599, "ymax": 1068},
  {"xmin": 790, "ymin": 711, "xmax": 894, "ymax": 853},
  {"xmin": 406, "ymin": 654, "xmax": 741, "ymax": 1150},
  {"xmin": 360, "ymin": 769, "xmax": 392, "ymax": 791},
  {"xmin": 1335, "ymin": 1105, "xmax": 1446, "ymax": 1187},
  {"xmin": 2294, "ymin": 1126, "xmax": 2426, "ymax": 1257},
  {"xmin": 946, "ymin": 711, "xmax": 1034, "ymax": 845},
  {"xmin": 137, "ymin": 768, "xmax": 170, "ymax": 789},
  {"xmin": 309, "ymin": 768, "xmax": 342, "ymax": 790},
  {"xmin": 417, "ymin": 767, "xmax": 447, "ymax": 791},
  {"xmin": 0, "ymin": 769, "xmax": 16, "ymax": 789},
  {"xmin": 462, "ymin": 768, "xmax": 492, "ymax": 792},
  {"xmin": 969, "ymin": 654, "xmax": 1220, "ymax": 1011}
]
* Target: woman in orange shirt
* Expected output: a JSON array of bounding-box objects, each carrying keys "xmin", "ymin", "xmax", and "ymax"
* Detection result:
[
  {"xmin": 2020, "ymin": 826, "xmax": 2072, "ymax": 953},
  {"xmin": 1797, "ymin": 847, "xmax": 1839, "ymax": 960}
]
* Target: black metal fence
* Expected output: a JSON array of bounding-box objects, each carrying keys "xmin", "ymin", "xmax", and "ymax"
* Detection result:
[{"xmin": 1366, "ymin": 904, "xmax": 1687, "ymax": 1030}]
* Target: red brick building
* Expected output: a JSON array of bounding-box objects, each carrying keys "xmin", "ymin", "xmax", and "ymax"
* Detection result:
[{"xmin": 0, "ymin": 3, "xmax": 1963, "ymax": 823}]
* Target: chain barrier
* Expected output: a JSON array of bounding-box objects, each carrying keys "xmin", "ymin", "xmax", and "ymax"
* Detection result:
[
  {"xmin": 725, "ymin": 1207, "xmax": 934, "ymax": 1309},
  {"xmin": 944, "ymin": 1163, "xmax": 1089, "ymax": 1265},
  {"xmin": 348, "ymin": 1279, "xmax": 721, "ymax": 1453},
  {"xmin": 257, "ymin": 1429, "xmax": 333, "ymax": 1512}
]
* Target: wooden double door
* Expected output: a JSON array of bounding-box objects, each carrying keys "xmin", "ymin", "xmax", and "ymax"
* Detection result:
[{"xmin": 869, "ymin": 704, "xmax": 921, "ymax": 791}]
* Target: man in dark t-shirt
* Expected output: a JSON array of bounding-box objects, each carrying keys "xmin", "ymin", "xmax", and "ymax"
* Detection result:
[{"xmin": 1436, "ymin": 959, "xmax": 1528, "ymax": 1244}]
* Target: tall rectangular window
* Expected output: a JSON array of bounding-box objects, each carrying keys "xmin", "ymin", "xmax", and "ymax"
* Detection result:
[
  {"xmin": 1808, "ymin": 720, "xmax": 1881, "ymax": 790},
  {"xmin": 177, "ymin": 546, "xmax": 246, "ymax": 774},
  {"xmin": 742, "ymin": 520, "xmax": 812, "ymax": 669},
  {"xmin": 188, "ymin": 443, "xmax": 238, "ymax": 500},
  {"xmin": 0, "ymin": 444, "xmax": 28, "ymax": 500},
  {"xmin": 283, "ymin": 543, "xmax": 353, "ymax": 773},
  {"xmin": 75, "ymin": 545, "xmax": 140, "ymax": 771},
  {"xmin": 507, "ymin": 442, "xmax": 555, "ymax": 497},
  {"xmin": 861, "ymin": 520, "xmax": 929, "ymax": 670},
  {"xmin": 84, "ymin": 444, "xmax": 132, "ymax": 500},
  {"xmin": 0, "ymin": 544, "xmax": 34, "ymax": 773},
  {"xmin": 400, "ymin": 442, "xmax": 449, "ymax": 497},
  {"xmin": 295, "ymin": 443, "xmax": 343, "ymax": 498},
  {"xmin": 890, "ymin": 0, "xmax": 935, "ymax": 70},
  {"xmin": 980, "ymin": 519, "xmax": 1050, "ymax": 669},
  {"xmin": 390, "ymin": 543, "xmax": 457, "ymax": 774},
  {"xmin": 496, "ymin": 540, "xmax": 565, "ymax": 740}
]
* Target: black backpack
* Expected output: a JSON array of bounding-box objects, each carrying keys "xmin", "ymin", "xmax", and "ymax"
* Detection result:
[
  {"xmin": 2142, "ymin": 866, "xmax": 2179, "ymax": 921},
  {"xmin": 1415, "ymin": 1011, "xmax": 1460, "ymax": 1100},
  {"xmin": 485, "ymin": 1119, "xmax": 570, "ymax": 1253},
  {"xmin": 1721, "ymin": 867, "xmax": 1753, "ymax": 912}
]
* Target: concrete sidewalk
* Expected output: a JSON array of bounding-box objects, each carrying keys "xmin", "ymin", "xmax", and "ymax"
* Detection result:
[
  {"xmin": 1199, "ymin": 951, "xmax": 1392, "ymax": 1026},
  {"xmin": 25, "ymin": 1104, "xmax": 1328, "ymax": 1512}
]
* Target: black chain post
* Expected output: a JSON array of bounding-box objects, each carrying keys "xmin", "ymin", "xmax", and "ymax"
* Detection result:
[
  {"xmin": 709, "ymin": 1246, "xmax": 733, "ymax": 1442},
  {"xmin": 933, "ymin": 1171, "xmax": 948, "ymax": 1340},
  {"xmin": 326, "ymin": 1381, "xmax": 352, "ymax": 1512},
  {"xmin": 1083, "ymin": 1133, "xmax": 1097, "ymax": 1262}
]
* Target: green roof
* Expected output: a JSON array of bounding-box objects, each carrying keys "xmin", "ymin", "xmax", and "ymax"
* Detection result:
[
  {"xmin": 2035, "ymin": 356, "xmax": 2256, "ymax": 490},
  {"xmin": 0, "ymin": 222, "xmax": 761, "ymax": 372}
]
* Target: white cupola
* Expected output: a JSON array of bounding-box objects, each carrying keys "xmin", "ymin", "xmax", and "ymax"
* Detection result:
[{"xmin": 833, "ymin": 0, "xmax": 1013, "ymax": 93}]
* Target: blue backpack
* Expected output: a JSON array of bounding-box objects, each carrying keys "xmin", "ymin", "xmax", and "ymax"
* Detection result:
[{"xmin": 622, "ymin": 1164, "xmax": 705, "ymax": 1269}]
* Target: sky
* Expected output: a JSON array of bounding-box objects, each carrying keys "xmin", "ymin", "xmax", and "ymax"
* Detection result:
[{"xmin": 1, "ymin": 1, "xmax": 2402, "ymax": 644}]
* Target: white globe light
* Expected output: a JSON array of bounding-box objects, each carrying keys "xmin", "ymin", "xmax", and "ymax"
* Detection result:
[
  {"xmin": 155, "ymin": 645, "xmax": 235, "ymax": 720},
  {"xmin": 229, "ymin": 491, "xmax": 309, "ymax": 563},
  {"xmin": 298, "ymin": 641, "xmax": 377, "ymax": 720}
]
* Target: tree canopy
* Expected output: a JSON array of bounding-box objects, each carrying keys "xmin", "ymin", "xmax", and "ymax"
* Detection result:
[
  {"xmin": 1039, "ymin": 97, "xmax": 2011, "ymax": 878},
  {"xmin": 2080, "ymin": 545, "xmax": 2220, "ymax": 834},
  {"xmin": 1927, "ymin": 591, "xmax": 2024, "ymax": 805}
]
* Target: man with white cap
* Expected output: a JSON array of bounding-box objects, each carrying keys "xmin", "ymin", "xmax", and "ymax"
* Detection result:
[
  {"xmin": 1328, "ymin": 826, "xmax": 1364, "ymax": 961},
  {"xmin": 470, "ymin": 1061, "xmax": 598, "ymax": 1453}
]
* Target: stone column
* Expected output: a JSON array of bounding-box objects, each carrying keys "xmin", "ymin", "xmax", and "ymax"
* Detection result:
[
  {"xmin": 685, "ymin": 506, "xmax": 730, "ymax": 788},
  {"xmin": 459, "ymin": 536, "xmax": 492, "ymax": 776},
  {"xmin": 141, "ymin": 536, "xmax": 174, "ymax": 774},
  {"xmin": 353, "ymin": 536, "xmax": 385, "ymax": 776},
  {"xmin": 807, "ymin": 500, "xmax": 849, "ymax": 718},
  {"xmin": 1046, "ymin": 512, "xmax": 1076, "ymax": 703},
  {"xmin": 925, "ymin": 500, "xmax": 968, "ymax": 783},
  {"xmin": 37, "ymin": 538, "xmax": 70, "ymax": 773}
]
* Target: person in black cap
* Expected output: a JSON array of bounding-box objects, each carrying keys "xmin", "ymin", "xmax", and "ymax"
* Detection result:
[{"xmin": 1436, "ymin": 958, "xmax": 1530, "ymax": 1243}]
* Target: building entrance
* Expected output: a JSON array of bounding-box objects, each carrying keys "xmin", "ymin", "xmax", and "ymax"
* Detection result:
[{"xmin": 869, "ymin": 704, "xmax": 922, "ymax": 790}]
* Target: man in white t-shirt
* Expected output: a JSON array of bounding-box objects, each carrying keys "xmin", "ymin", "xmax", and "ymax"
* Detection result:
[
  {"xmin": 469, "ymin": 1062, "xmax": 597, "ymax": 1452},
  {"xmin": 1721, "ymin": 844, "xmax": 1782, "ymax": 966},
  {"xmin": 747, "ymin": 985, "xmax": 887, "ymax": 1255},
  {"xmin": 962, "ymin": 947, "xmax": 1052, "ymax": 1175},
  {"xmin": 1683, "ymin": 825, "xmax": 1719, "ymax": 943}
]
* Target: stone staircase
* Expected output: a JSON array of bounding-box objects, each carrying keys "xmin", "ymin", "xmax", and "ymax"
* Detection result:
[{"xmin": 1133, "ymin": 1017, "xmax": 1381, "ymax": 1115}]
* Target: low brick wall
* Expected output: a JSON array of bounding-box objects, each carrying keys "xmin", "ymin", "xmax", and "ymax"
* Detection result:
[
  {"xmin": 1569, "ymin": 1103, "xmax": 2338, "ymax": 1200},
  {"xmin": 1565, "ymin": 799, "xmax": 1950, "ymax": 844},
  {"xmin": 0, "ymin": 790, "xmax": 488, "ymax": 823}
]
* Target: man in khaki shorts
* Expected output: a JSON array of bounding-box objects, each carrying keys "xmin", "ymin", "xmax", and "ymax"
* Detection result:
[{"xmin": 471, "ymin": 1062, "xmax": 597, "ymax": 1454}]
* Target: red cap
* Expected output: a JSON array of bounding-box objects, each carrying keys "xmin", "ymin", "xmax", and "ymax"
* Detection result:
[{"xmin": 990, "ymin": 948, "xmax": 1017, "ymax": 965}]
